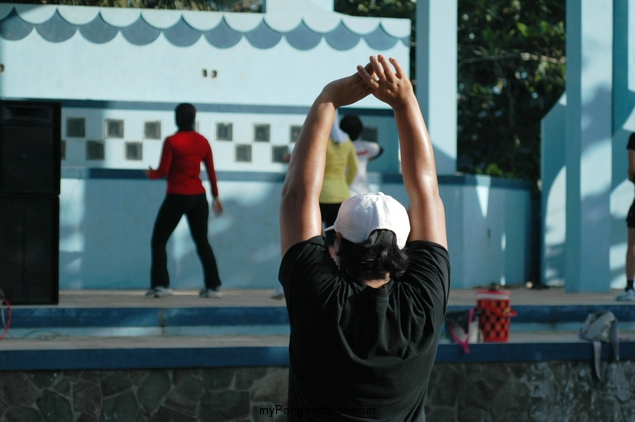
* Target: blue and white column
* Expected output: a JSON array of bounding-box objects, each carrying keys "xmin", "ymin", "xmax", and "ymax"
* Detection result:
[
  {"xmin": 564, "ymin": 0, "xmax": 614, "ymax": 292},
  {"xmin": 416, "ymin": 0, "xmax": 457, "ymax": 174}
]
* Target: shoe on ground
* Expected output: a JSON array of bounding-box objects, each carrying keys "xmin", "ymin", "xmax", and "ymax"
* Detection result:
[
  {"xmin": 199, "ymin": 287, "xmax": 221, "ymax": 298},
  {"xmin": 615, "ymin": 289, "xmax": 635, "ymax": 302},
  {"xmin": 145, "ymin": 287, "xmax": 172, "ymax": 298},
  {"xmin": 270, "ymin": 286, "xmax": 285, "ymax": 300},
  {"xmin": 270, "ymin": 290, "xmax": 285, "ymax": 300}
]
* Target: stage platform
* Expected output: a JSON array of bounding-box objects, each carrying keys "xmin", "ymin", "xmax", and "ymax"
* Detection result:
[
  {"xmin": 48, "ymin": 286, "xmax": 635, "ymax": 307},
  {"xmin": 2, "ymin": 287, "xmax": 635, "ymax": 371}
]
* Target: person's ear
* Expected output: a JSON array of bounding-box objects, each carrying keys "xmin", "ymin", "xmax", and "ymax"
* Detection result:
[{"xmin": 334, "ymin": 232, "xmax": 342, "ymax": 253}]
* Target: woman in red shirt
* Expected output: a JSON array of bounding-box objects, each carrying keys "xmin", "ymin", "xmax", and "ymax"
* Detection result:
[{"xmin": 144, "ymin": 103, "xmax": 224, "ymax": 298}]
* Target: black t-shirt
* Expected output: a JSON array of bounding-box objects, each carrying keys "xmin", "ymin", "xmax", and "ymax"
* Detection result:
[
  {"xmin": 279, "ymin": 236, "xmax": 450, "ymax": 421},
  {"xmin": 627, "ymin": 134, "xmax": 635, "ymax": 196}
]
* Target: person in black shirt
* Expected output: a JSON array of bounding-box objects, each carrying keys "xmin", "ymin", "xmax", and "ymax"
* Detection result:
[
  {"xmin": 278, "ymin": 55, "xmax": 450, "ymax": 421},
  {"xmin": 618, "ymin": 133, "xmax": 635, "ymax": 301}
]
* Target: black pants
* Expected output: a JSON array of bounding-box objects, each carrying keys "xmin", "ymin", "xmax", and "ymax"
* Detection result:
[
  {"xmin": 319, "ymin": 202, "xmax": 341, "ymax": 247},
  {"xmin": 151, "ymin": 194, "xmax": 221, "ymax": 289}
]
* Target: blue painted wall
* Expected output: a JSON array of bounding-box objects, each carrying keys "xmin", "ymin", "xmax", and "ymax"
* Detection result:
[{"xmin": 58, "ymin": 170, "xmax": 534, "ymax": 290}]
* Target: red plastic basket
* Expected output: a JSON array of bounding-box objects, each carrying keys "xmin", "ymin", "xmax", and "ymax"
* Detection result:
[{"xmin": 476, "ymin": 290, "xmax": 517, "ymax": 342}]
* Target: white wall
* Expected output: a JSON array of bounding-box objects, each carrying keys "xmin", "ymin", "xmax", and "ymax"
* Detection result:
[
  {"xmin": 59, "ymin": 171, "xmax": 534, "ymax": 290},
  {"xmin": 0, "ymin": 3, "xmax": 409, "ymax": 173},
  {"xmin": 0, "ymin": 4, "xmax": 409, "ymax": 108},
  {"xmin": 58, "ymin": 105, "xmax": 400, "ymax": 173}
]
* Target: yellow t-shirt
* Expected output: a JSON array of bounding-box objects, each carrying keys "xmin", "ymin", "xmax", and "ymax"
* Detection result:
[{"xmin": 319, "ymin": 139, "xmax": 358, "ymax": 204}]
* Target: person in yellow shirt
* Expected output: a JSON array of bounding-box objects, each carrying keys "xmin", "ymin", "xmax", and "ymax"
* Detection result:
[
  {"xmin": 272, "ymin": 116, "xmax": 357, "ymax": 299},
  {"xmin": 319, "ymin": 111, "xmax": 358, "ymax": 250}
]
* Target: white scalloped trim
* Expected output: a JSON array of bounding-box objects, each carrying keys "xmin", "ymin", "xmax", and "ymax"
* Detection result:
[
  {"xmin": 380, "ymin": 18, "xmax": 411, "ymax": 39},
  {"xmin": 223, "ymin": 13, "xmax": 263, "ymax": 32},
  {"xmin": 56, "ymin": 5, "xmax": 101, "ymax": 25},
  {"xmin": 266, "ymin": 0, "xmax": 331, "ymax": 15},
  {"xmin": 15, "ymin": 4, "xmax": 57, "ymax": 24},
  {"xmin": 140, "ymin": 9, "xmax": 184, "ymax": 29},
  {"xmin": 181, "ymin": 10, "xmax": 224, "ymax": 31},
  {"xmin": 301, "ymin": 14, "xmax": 342, "ymax": 33},
  {"xmin": 99, "ymin": 7, "xmax": 142, "ymax": 28},
  {"xmin": 339, "ymin": 15, "xmax": 383, "ymax": 35},
  {"xmin": 3, "ymin": 3, "xmax": 411, "ymax": 45},
  {"xmin": 262, "ymin": 14, "xmax": 303, "ymax": 33}
]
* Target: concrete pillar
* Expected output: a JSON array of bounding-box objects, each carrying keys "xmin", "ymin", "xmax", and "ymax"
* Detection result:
[
  {"xmin": 415, "ymin": 0, "xmax": 457, "ymax": 174},
  {"xmin": 564, "ymin": 0, "xmax": 613, "ymax": 292}
]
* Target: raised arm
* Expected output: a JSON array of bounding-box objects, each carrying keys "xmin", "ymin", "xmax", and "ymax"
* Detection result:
[
  {"xmin": 280, "ymin": 73, "xmax": 373, "ymax": 256},
  {"xmin": 357, "ymin": 55, "xmax": 447, "ymax": 248}
]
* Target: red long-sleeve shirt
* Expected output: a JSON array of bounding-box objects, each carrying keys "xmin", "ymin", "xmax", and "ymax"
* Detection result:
[{"xmin": 148, "ymin": 131, "xmax": 219, "ymax": 197}]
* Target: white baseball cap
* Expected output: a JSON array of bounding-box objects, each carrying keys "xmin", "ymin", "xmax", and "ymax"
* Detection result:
[{"xmin": 325, "ymin": 192, "xmax": 411, "ymax": 249}]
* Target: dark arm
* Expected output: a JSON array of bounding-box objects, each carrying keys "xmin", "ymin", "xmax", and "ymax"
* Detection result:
[
  {"xmin": 280, "ymin": 72, "xmax": 373, "ymax": 256},
  {"xmin": 357, "ymin": 55, "xmax": 447, "ymax": 248}
]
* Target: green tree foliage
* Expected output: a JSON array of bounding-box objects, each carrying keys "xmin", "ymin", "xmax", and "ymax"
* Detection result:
[
  {"xmin": 10, "ymin": 0, "xmax": 261, "ymax": 12},
  {"xmin": 457, "ymin": 0, "xmax": 565, "ymax": 181},
  {"xmin": 336, "ymin": 0, "xmax": 565, "ymax": 182}
]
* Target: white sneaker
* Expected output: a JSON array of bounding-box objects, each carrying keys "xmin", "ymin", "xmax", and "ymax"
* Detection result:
[
  {"xmin": 270, "ymin": 286, "xmax": 285, "ymax": 300},
  {"xmin": 199, "ymin": 288, "xmax": 221, "ymax": 298},
  {"xmin": 615, "ymin": 289, "xmax": 635, "ymax": 302},
  {"xmin": 145, "ymin": 287, "xmax": 172, "ymax": 298}
]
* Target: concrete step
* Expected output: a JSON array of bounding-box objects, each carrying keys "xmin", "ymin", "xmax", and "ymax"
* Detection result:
[{"xmin": 2, "ymin": 289, "xmax": 635, "ymax": 371}]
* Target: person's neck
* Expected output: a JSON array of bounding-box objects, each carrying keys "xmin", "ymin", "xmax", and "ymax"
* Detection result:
[{"xmin": 364, "ymin": 274, "xmax": 390, "ymax": 289}]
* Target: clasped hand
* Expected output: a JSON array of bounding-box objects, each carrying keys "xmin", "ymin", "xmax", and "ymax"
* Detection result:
[
  {"xmin": 357, "ymin": 55, "xmax": 414, "ymax": 109},
  {"xmin": 320, "ymin": 55, "xmax": 413, "ymax": 110}
]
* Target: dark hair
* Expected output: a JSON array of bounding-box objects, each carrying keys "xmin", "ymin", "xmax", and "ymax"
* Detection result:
[
  {"xmin": 340, "ymin": 114, "xmax": 363, "ymax": 141},
  {"xmin": 175, "ymin": 103, "xmax": 196, "ymax": 131},
  {"xmin": 337, "ymin": 229, "xmax": 409, "ymax": 281},
  {"xmin": 325, "ymin": 230, "xmax": 337, "ymax": 248}
]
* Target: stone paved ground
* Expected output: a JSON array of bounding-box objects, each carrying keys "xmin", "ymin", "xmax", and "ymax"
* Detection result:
[
  {"xmin": 3, "ymin": 360, "xmax": 635, "ymax": 422},
  {"xmin": 0, "ymin": 367, "xmax": 289, "ymax": 422}
]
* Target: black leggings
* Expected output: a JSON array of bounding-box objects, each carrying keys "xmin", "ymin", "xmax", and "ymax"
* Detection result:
[{"xmin": 151, "ymin": 194, "xmax": 221, "ymax": 289}]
